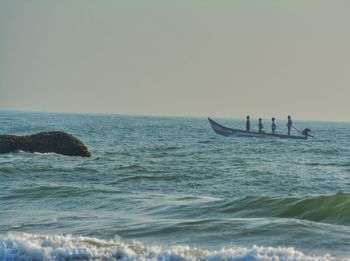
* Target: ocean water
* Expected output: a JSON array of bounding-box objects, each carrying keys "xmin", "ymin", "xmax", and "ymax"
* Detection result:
[{"xmin": 1, "ymin": 111, "xmax": 350, "ymax": 260}]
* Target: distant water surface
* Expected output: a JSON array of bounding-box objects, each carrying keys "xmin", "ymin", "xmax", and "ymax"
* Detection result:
[{"xmin": 1, "ymin": 111, "xmax": 350, "ymax": 260}]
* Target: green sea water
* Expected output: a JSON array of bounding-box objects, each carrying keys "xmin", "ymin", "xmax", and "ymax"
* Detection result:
[{"xmin": 1, "ymin": 111, "xmax": 350, "ymax": 260}]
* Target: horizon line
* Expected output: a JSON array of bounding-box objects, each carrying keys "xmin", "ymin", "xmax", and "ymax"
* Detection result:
[{"xmin": 1, "ymin": 109, "xmax": 349, "ymax": 124}]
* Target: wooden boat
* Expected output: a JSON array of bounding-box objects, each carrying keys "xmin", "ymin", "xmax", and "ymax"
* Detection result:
[{"xmin": 208, "ymin": 118, "xmax": 307, "ymax": 140}]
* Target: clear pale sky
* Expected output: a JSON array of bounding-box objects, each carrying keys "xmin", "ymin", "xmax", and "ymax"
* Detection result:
[{"xmin": 1, "ymin": 1, "xmax": 349, "ymax": 121}]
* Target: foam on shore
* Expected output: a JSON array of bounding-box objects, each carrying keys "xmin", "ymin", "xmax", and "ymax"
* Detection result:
[{"xmin": 0, "ymin": 232, "xmax": 336, "ymax": 261}]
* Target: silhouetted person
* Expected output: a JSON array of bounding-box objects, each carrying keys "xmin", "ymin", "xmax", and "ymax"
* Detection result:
[
  {"xmin": 302, "ymin": 128, "xmax": 311, "ymax": 138},
  {"xmin": 258, "ymin": 118, "xmax": 263, "ymax": 132},
  {"xmin": 246, "ymin": 116, "xmax": 250, "ymax": 132},
  {"xmin": 271, "ymin": 117, "xmax": 276, "ymax": 134},
  {"xmin": 286, "ymin": 115, "xmax": 293, "ymax": 136}
]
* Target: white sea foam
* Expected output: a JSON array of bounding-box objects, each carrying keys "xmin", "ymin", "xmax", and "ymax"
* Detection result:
[
  {"xmin": 0, "ymin": 232, "xmax": 340, "ymax": 261},
  {"xmin": 32, "ymin": 152, "xmax": 61, "ymax": 156}
]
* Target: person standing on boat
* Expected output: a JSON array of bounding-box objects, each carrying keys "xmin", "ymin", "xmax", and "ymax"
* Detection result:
[
  {"xmin": 246, "ymin": 116, "xmax": 250, "ymax": 132},
  {"xmin": 286, "ymin": 115, "xmax": 293, "ymax": 136},
  {"xmin": 271, "ymin": 117, "xmax": 277, "ymax": 134},
  {"xmin": 258, "ymin": 118, "xmax": 263, "ymax": 132}
]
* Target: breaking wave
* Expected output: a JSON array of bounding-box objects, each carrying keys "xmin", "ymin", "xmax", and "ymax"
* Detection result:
[{"xmin": 0, "ymin": 232, "xmax": 337, "ymax": 261}]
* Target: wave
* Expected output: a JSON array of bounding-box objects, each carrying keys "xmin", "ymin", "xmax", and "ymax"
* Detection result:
[
  {"xmin": 0, "ymin": 232, "xmax": 338, "ymax": 261},
  {"xmin": 0, "ymin": 167, "xmax": 16, "ymax": 174},
  {"xmin": 299, "ymin": 147, "xmax": 344, "ymax": 155},
  {"xmin": 201, "ymin": 192, "xmax": 350, "ymax": 226},
  {"xmin": 0, "ymin": 150, "xmax": 63, "ymax": 157},
  {"xmin": 2, "ymin": 184, "xmax": 122, "ymax": 200},
  {"xmin": 303, "ymin": 162, "xmax": 350, "ymax": 167},
  {"xmin": 33, "ymin": 152, "xmax": 62, "ymax": 156}
]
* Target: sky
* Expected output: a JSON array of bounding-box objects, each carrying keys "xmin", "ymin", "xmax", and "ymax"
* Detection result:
[{"xmin": 1, "ymin": 0, "xmax": 349, "ymax": 121}]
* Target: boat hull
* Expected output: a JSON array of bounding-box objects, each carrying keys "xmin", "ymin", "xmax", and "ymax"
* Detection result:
[{"xmin": 208, "ymin": 118, "xmax": 306, "ymax": 140}]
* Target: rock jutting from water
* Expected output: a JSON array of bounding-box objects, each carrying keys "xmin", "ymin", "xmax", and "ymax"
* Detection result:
[{"xmin": 0, "ymin": 131, "xmax": 91, "ymax": 157}]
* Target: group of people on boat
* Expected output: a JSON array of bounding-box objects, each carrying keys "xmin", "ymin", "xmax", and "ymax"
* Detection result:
[{"xmin": 245, "ymin": 115, "xmax": 294, "ymax": 136}]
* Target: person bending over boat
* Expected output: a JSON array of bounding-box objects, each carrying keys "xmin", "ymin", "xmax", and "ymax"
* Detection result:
[
  {"xmin": 258, "ymin": 118, "xmax": 264, "ymax": 132},
  {"xmin": 286, "ymin": 115, "xmax": 293, "ymax": 136},
  {"xmin": 246, "ymin": 116, "xmax": 250, "ymax": 132},
  {"xmin": 271, "ymin": 117, "xmax": 277, "ymax": 134},
  {"xmin": 302, "ymin": 128, "xmax": 311, "ymax": 138}
]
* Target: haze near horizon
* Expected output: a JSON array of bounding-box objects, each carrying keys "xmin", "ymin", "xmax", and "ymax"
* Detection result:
[{"xmin": 1, "ymin": 1, "xmax": 349, "ymax": 122}]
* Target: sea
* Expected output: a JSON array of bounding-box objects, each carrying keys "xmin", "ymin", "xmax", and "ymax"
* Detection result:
[{"xmin": 1, "ymin": 111, "xmax": 350, "ymax": 261}]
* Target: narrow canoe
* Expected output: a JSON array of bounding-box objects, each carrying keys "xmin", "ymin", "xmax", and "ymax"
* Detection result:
[{"xmin": 208, "ymin": 118, "xmax": 307, "ymax": 140}]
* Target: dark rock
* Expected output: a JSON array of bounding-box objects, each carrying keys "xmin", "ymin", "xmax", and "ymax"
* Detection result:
[{"xmin": 0, "ymin": 131, "xmax": 91, "ymax": 157}]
